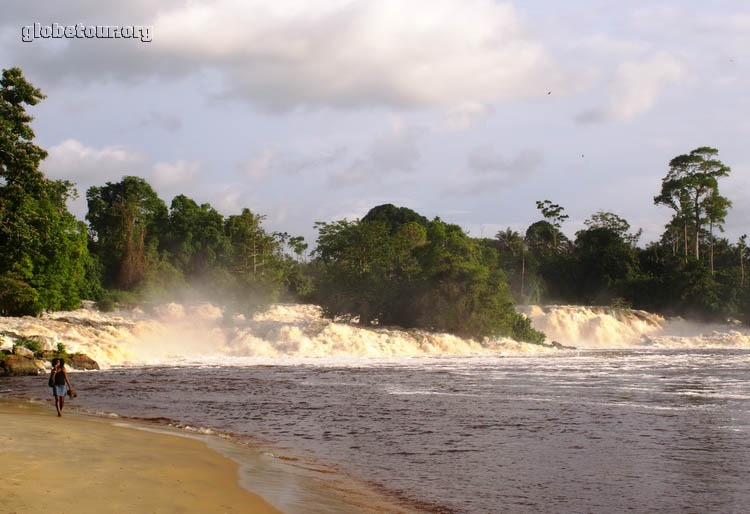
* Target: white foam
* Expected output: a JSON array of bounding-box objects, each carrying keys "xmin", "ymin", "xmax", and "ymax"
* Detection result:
[
  {"xmin": 520, "ymin": 305, "xmax": 750, "ymax": 350},
  {"xmin": 2, "ymin": 303, "xmax": 747, "ymax": 368},
  {"xmin": 0, "ymin": 303, "xmax": 553, "ymax": 367}
]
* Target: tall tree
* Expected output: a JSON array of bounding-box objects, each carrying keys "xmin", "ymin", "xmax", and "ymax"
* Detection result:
[
  {"xmin": 87, "ymin": 176, "xmax": 168, "ymax": 288},
  {"xmin": 225, "ymin": 209, "xmax": 275, "ymax": 277},
  {"xmin": 163, "ymin": 195, "xmax": 226, "ymax": 277},
  {"xmin": 535, "ymin": 200, "xmax": 568, "ymax": 249},
  {"xmin": 704, "ymin": 192, "xmax": 731, "ymax": 275},
  {"xmin": 0, "ymin": 67, "xmax": 95, "ymax": 314},
  {"xmin": 739, "ymin": 235, "xmax": 747, "ymax": 286},
  {"xmin": 496, "ymin": 227, "xmax": 528, "ymax": 300},
  {"xmin": 654, "ymin": 147, "xmax": 731, "ymax": 260}
]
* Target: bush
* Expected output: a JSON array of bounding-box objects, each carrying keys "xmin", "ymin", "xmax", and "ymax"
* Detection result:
[
  {"xmin": 511, "ymin": 313, "xmax": 546, "ymax": 344},
  {"xmin": 96, "ymin": 295, "xmax": 116, "ymax": 312},
  {"xmin": 18, "ymin": 338, "xmax": 42, "ymax": 354},
  {"xmin": 0, "ymin": 275, "xmax": 43, "ymax": 316},
  {"xmin": 610, "ymin": 297, "xmax": 632, "ymax": 310}
]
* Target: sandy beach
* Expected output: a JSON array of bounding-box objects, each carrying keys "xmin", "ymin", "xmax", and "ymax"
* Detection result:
[{"xmin": 0, "ymin": 399, "xmax": 278, "ymax": 514}]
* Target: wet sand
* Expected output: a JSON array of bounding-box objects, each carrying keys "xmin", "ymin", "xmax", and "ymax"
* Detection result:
[{"xmin": 0, "ymin": 399, "xmax": 278, "ymax": 513}]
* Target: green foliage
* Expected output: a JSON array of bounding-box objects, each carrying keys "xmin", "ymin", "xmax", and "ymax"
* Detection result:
[
  {"xmin": 361, "ymin": 204, "xmax": 429, "ymax": 234},
  {"xmin": 574, "ymin": 227, "xmax": 640, "ymax": 304},
  {"xmin": 610, "ymin": 297, "xmax": 632, "ymax": 310},
  {"xmin": 583, "ymin": 211, "xmax": 642, "ymax": 246},
  {"xmin": 1, "ymin": 76, "xmax": 745, "ymax": 333},
  {"xmin": 17, "ymin": 338, "xmax": 42, "ymax": 354},
  {"xmin": 0, "ymin": 68, "xmax": 97, "ymax": 315},
  {"xmin": 51, "ymin": 342, "xmax": 71, "ymax": 364},
  {"xmin": 535, "ymin": 200, "xmax": 568, "ymax": 249},
  {"xmin": 96, "ymin": 295, "xmax": 116, "ymax": 312},
  {"xmin": 654, "ymin": 147, "xmax": 731, "ymax": 260},
  {"xmin": 312, "ymin": 208, "xmax": 545, "ymax": 343},
  {"xmin": 0, "ymin": 274, "xmax": 43, "ymax": 316},
  {"xmin": 86, "ymin": 176, "xmax": 168, "ymax": 289},
  {"xmin": 163, "ymin": 195, "xmax": 227, "ymax": 278}
]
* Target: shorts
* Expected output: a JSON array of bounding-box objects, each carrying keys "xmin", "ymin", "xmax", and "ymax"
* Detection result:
[{"xmin": 53, "ymin": 384, "xmax": 68, "ymax": 397}]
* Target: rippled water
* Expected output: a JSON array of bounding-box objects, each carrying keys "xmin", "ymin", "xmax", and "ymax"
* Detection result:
[{"xmin": 4, "ymin": 349, "xmax": 750, "ymax": 513}]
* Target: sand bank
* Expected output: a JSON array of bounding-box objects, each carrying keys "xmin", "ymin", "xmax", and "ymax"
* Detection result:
[{"xmin": 0, "ymin": 399, "xmax": 278, "ymax": 513}]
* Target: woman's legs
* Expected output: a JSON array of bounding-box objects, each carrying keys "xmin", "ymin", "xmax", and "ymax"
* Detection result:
[{"xmin": 55, "ymin": 395, "xmax": 62, "ymax": 416}]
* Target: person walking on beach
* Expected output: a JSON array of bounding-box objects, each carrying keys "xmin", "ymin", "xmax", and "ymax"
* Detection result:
[{"xmin": 50, "ymin": 359, "xmax": 73, "ymax": 417}]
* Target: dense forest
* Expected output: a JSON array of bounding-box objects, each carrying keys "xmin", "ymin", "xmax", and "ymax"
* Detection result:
[{"xmin": 1, "ymin": 68, "xmax": 748, "ymax": 344}]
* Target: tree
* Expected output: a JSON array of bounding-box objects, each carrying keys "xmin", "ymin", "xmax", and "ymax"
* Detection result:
[
  {"xmin": 704, "ymin": 192, "xmax": 731, "ymax": 275},
  {"xmin": 574, "ymin": 227, "xmax": 640, "ymax": 304},
  {"xmin": 654, "ymin": 147, "xmax": 731, "ymax": 260},
  {"xmin": 0, "ymin": 67, "xmax": 96, "ymax": 314},
  {"xmin": 312, "ymin": 219, "xmax": 398, "ymax": 325},
  {"xmin": 739, "ymin": 235, "xmax": 747, "ymax": 286},
  {"xmin": 225, "ymin": 209, "xmax": 275, "ymax": 276},
  {"xmin": 163, "ymin": 195, "xmax": 227, "ymax": 278},
  {"xmin": 496, "ymin": 227, "xmax": 528, "ymax": 300},
  {"xmin": 86, "ymin": 176, "xmax": 168, "ymax": 288},
  {"xmin": 583, "ymin": 211, "xmax": 642, "ymax": 247},
  {"xmin": 313, "ymin": 207, "xmax": 545, "ymax": 343},
  {"xmin": 535, "ymin": 200, "xmax": 568, "ymax": 249},
  {"xmin": 361, "ymin": 203, "xmax": 428, "ymax": 234}
]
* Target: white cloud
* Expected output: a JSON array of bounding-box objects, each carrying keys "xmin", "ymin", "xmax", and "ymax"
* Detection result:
[
  {"xmin": 44, "ymin": 138, "xmax": 145, "ymax": 183},
  {"xmin": 42, "ymin": 139, "xmax": 147, "ymax": 217},
  {"xmin": 152, "ymin": 159, "xmax": 202, "ymax": 189},
  {"xmin": 577, "ymin": 52, "xmax": 687, "ymax": 123},
  {"xmin": 5, "ymin": 0, "xmax": 562, "ymax": 112}
]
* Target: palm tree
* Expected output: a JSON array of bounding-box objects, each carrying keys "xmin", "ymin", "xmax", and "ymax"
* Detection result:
[{"xmin": 496, "ymin": 227, "xmax": 527, "ymax": 301}]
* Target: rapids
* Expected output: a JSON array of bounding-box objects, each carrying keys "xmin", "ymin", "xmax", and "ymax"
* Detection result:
[{"xmin": 1, "ymin": 302, "xmax": 748, "ymax": 368}]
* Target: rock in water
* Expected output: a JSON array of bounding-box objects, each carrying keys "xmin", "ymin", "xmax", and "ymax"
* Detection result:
[
  {"xmin": 12, "ymin": 345, "xmax": 34, "ymax": 358},
  {"xmin": 70, "ymin": 353, "xmax": 100, "ymax": 370},
  {"xmin": 0, "ymin": 355, "xmax": 39, "ymax": 376}
]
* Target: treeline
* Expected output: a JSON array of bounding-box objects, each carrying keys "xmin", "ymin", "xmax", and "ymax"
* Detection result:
[
  {"xmin": 2, "ymin": 67, "xmax": 748, "ymax": 344},
  {"xmin": 486, "ymin": 149, "xmax": 749, "ymax": 323},
  {"xmin": 0, "ymin": 67, "xmax": 544, "ymax": 344},
  {"xmin": 309, "ymin": 204, "xmax": 544, "ymax": 342},
  {"xmin": 85, "ymin": 177, "xmax": 310, "ymax": 312},
  {"xmin": 0, "ymin": 67, "xmax": 308, "ymax": 317}
]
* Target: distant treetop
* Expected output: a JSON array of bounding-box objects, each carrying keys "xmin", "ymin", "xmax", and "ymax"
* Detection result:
[{"xmin": 362, "ymin": 204, "xmax": 429, "ymax": 234}]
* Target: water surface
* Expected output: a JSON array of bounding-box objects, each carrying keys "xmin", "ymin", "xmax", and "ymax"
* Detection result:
[{"xmin": 4, "ymin": 349, "xmax": 750, "ymax": 513}]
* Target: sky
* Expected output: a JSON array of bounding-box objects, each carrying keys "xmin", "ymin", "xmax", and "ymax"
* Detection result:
[{"xmin": 2, "ymin": 1, "xmax": 749, "ymax": 248}]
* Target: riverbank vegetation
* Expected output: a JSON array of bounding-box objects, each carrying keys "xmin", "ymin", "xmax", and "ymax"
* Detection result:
[{"xmin": 1, "ymin": 67, "xmax": 748, "ymax": 343}]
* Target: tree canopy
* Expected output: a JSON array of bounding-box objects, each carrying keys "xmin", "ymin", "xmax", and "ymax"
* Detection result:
[
  {"xmin": 0, "ymin": 67, "xmax": 96, "ymax": 315},
  {"xmin": 2, "ymin": 66, "xmax": 748, "ymax": 335},
  {"xmin": 312, "ymin": 206, "xmax": 545, "ymax": 342}
]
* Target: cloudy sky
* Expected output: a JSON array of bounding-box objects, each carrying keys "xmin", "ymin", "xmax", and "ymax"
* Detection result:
[{"xmin": 2, "ymin": 1, "xmax": 749, "ymax": 247}]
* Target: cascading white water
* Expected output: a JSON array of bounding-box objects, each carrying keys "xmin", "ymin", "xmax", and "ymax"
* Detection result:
[
  {"xmin": 0, "ymin": 303, "xmax": 552, "ymax": 368},
  {"xmin": 520, "ymin": 305, "xmax": 750, "ymax": 349},
  {"xmin": 1, "ymin": 303, "xmax": 748, "ymax": 368}
]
